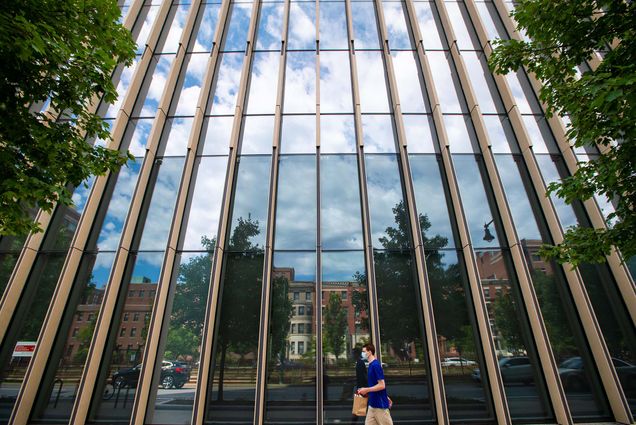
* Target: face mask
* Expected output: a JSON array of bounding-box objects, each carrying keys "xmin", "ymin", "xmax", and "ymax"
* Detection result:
[{"xmin": 361, "ymin": 351, "xmax": 368, "ymax": 360}]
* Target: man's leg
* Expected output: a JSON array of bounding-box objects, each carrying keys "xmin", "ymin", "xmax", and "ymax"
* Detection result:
[
  {"xmin": 364, "ymin": 407, "xmax": 378, "ymax": 425},
  {"xmin": 375, "ymin": 408, "xmax": 393, "ymax": 425}
]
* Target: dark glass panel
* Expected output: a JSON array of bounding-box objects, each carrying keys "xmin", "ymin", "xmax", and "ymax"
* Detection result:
[
  {"xmin": 320, "ymin": 155, "xmax": 364, "ymax": 250},
  {"xmin": 321, "ymin": 251, "xmax": 370, "ymax": 423},
  {"xmin": 264, "ymin": 252, "xmax": 316, "ymax": 424},
  {"xmin": 31, "ymin": 253, "xmax": 116, "ymax": 422},
  {"xmin": 204, "ymin": 251, "xmax": 263, "ymax": 424},
  {"xmin": 0, "ymin": 253, "xmax": 19, "ymax": 298},
  {"xmin": 373, "ymin": 250, "xmax": 435, "ymax": 422},
  {"xmin": 274, "ymin": 156, "xmax": 317, "ymax": 250}
]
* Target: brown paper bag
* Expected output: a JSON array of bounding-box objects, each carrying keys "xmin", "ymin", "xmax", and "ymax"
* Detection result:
[{"xmin": 352, "ymin": 394, "xmax": 368, "ymax": 416}]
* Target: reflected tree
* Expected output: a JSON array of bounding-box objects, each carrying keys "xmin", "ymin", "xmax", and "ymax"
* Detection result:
[
  {"xmin": 492, "ymin": 292, "xmax": 524, "ymax": 353},
  {"xmin": 269, "ymin": 273, "xmax": 294, "ymax": 366},
  {"xmin": 323, "ymin": 292, "xmax": 347, "ymax": 361}
]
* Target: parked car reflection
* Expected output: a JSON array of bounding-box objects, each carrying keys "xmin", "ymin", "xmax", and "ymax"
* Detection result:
[
  {"xmin": 558, "ymin": 356, "xmax": 636, "ymax": 392},
  {"xmin": 110, "ymin": 361, "xmax": 191, "ymax": 390},
  {"xmin": 441, "ymin": 357, "xmax": 477, "ymax": 367},
  {"xmin": 471, "ymin": 357, "xmax": 533, "ymax": 384}
]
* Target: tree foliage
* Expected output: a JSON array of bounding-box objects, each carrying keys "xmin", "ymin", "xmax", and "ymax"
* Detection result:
[
  {"xmin": 323, "ymin": 292, "xmax": 347, "ymax": 360},
  {"xmin": 489, "ymin": 0, "xmax": 636, "ymax": 266},
  {"xmin": 0, "ymin": 0, "xmax": 135, "ymax": 236}
]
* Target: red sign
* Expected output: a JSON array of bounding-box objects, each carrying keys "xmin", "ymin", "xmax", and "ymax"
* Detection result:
[{"xmin": 13, "ymin": 341, "xmax": 36, "ymax": 358}]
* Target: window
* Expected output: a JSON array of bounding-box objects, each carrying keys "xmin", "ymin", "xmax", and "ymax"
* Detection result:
[
  {"xmin": 72, "ymin": 328, "xmax": 79, "ymax": 337},
  {"xmin": 291, "ymin": 342, "xmax": 296, "ymax": 354},
  {"xmin": 305, "ymin": 291, "xmax": 311, "ymax": 300},
  {"xmin": 120, "ymin": 328, "xmax": 126, "ymax": 337},
  {"xmin": 298, "ymin": 323, "xmax": 305, "ymax": 334},
  {"xmin": 292, "ymin": 324, "xmax": 296, "ymax": 333},
  {"xmin": 130, "ymin": 328, "xmax": 137, "ymax": 337},
  {"xmin": 127, "ymin": 344, "xmax": 133, "ymax": 350},
  {"xmin": 341, "ymin": 291, "xmax": 347, "ymax": 301},
  {"xmin": 66, "ymin": 345, "xmax": 74, "ymax": 356},
  {"xmin": 293, "ymin": 292, "xmax": 299, "ymax": 300},
  {"xmin": 133, "ymin": 313, "xmax": 140, "ymax": 321},
  {"xmin": 298, "ymin": 341, "xmax": 304, "ymax": 354},
  {"xmin": 77, "ymin": 312, "xmax": 84, "ymax": 321},
  {"xmin": 298, "ymin": 306, "xmax": 305, "ymax": 315},
  {"xmin": 149, "ymin": 290, "xmax": 156, "ymax": 298},
  {"xmin": 88, "ymin": 313, "xmax": 94, "ymax": 321},
  {"xmin": 139, "ymin": 290, "xmax": 145, "ymax": 297},
  {"xmin": 128, "ymin": 290, "xmax": 135, "ymax": 297},
  {"xmin": 306, "ymin": 306, "xmax": 312, "ymax": 316},
  {"xmin": 123, "ymin": 313, "xmax": 129, "ymax": 322}
]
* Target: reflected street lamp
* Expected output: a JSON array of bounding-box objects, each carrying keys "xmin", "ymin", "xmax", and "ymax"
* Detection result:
[{"xmin": 483, "ymin": 219, "xmax": 495, "ymax": 243}]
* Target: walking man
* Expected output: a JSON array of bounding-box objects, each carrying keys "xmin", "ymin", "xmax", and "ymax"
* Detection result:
[{"xmin": 357, "ymin": 343, "xmax": 393, "ymax": 425}]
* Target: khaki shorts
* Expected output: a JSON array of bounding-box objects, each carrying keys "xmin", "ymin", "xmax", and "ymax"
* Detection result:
[{"xmin": 365, "ymin": 406, "xmax": 394, "ymax": 425}]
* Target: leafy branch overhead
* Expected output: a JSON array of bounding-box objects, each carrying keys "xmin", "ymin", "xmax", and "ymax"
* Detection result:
[
  {"xmin": 0, "ymin": 0, "xmax": 136, "ymax": 235},
  {"xmin": 489, "ymin": 0, "xmax": 636, "ymax": 266}
]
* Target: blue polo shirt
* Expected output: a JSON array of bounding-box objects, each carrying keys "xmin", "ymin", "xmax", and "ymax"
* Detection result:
[{"xmin": 367, "ymin": 359, "xmax": 390, "ymax": 409}]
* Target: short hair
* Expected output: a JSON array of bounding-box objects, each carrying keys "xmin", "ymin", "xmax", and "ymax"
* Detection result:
[{"xmin": 363, "ymin": 343, "xmax": 376, "ymax": 356}]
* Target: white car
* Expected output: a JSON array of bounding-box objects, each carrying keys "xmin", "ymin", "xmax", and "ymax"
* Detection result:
[{"xmin": 441, "ymin": 357, "xmax": 477, "ymax": 367}]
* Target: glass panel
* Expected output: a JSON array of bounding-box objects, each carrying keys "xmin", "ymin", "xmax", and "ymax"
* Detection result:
[
  {"xmin": 427, "ymin": 250, "xmax": 495, "ymax": 421},
  {"xmin": 172, "ymin": 53, "xmax": 209, "ymax": 116},
  {"xmin": 280, "ymin": 115, "xmax": 316, "ymax": 154},
  {"xmin": 264, "ymin": 252, "xmax": 316, "ymax": 424},
  {"xmin": 124, "ymin": 118, "xmax": 153, "ymax": 157},
  {"xmin": 474, "ymin": 2, "xmax": 509, "ymax": 41},
  {"xmin": 160, "ymin": 118, "xmax": 194, "ymax": 156},
  {"xmin": 284, "ymin": 51, "xmax": 317, "ymax": 113},
  {"xmin": 204, "ymin": 248, "xmax": 264, "ymax": 421},
  {"xmin": 409, "ymin": 155, "xmax": 456, "ymax": 248},
  {"xmin": 355, "ymin": 51, "xmax": 391, "ymax": 113},
  {"xmin": 403, "ymin": 115, "xmax": 436, "ymax": 153},
  {"xmin": 137, "ymin": 158, "xmax": 186, "ymax": 251},
  {"xmin": 208, "ymin": 52, "xmax": 246, "ymax": 115},
  {"xmin": 133, "ymin": 5, "xmax": 161, "ymax": 54},
  {"xmin": 30, "ymin": 253, "xmax": 116, "ymax": 422},
  {"xmin": 319, "ymin": 51, "xmax": 353, "ymax": 113},
  {"xmin": 246, "ymin": 51, "xmax": 281, "ymax": 114},
  {"xmin": 133, "ymin": 54, "xmax": 176, "ymax": 118},
  {"xmin": 482, "ymin": 115, "xmax": 517, "ymax": 154},
  {"xmin": 255, "ymin": 3, "xmax": 284, "ymax": 51},
  {"xmin": 320, "ymin": 115, "xmax": 356, "ymax": 154},
  {"xmin": 362, "ymin": 115, "xmax": 396, "ymax": 153},
  {"xmin": 145, "ymin": 252, "xmax": 213, "ymax": 424},
  {"xmin": 505, "ymin": 70, "xmax": 542, "ymax": 115},
  {"xmin": 534, "ymin": 155, "xmax": 578, "ymax": 229},
  {"xmin": 365, "ymin": 154, "xmax": 410, "ymax": 249},
  {"xmin": 104, "ymin": 58, "xmax": 140, "ymax": 119},
  {"xmin": 522, "ymin": 115, "xmax": 558, "ymax": 154},
  {"xmin": 190, "ymin": 3, "xmax": 222, "ymax": 52},
  {"xmin": 227, "ymin": 155, "xmax": 272, "ymax": 251},
  {"xmin": 391, "ymin": 51, "xmax": 429, "ymax": 113},
  {"xmin": 382, "ymin": 1, "xmax": 412, "ymax": 49},
  {"xmin": 0, "ymin": 253, "xmax": 19, "ymax": 297},
  {"xmin": 452, "ymin": 155, "xmax": 502, "ymax": 248},
  {"xmin": 287, "ymin": 2, "xmax": 316, "ymax": 50},
  {"xmin": 0, "ymin": 254, "xmax": 66, "ymax": 424},
  {"xmin": 156, "ymin": 4, "xmax": 191, "ymax": 54},
  {"xmin": 443, "ymin": 115, "xmax": 478, "ymax": 153},
  {"xmin": 221, "ymin": 2, "xmax": 253, "ymax": 52},
  {"xmin": 351, "ymin": 2, "xmax": 380, "ymax": 49},
  {"xmin": 427, "ymin": 51, "xmax": 465, "ymax": 113},
  {"xmin": 275, "ymin": 156, "xmax": 317, "ymax": 250},
  {"xmin": 444, "ymin": 2, "xmax": 479, "ymax": 50},
  {"xmin": 463, "ymin": 51, "xmax": 503, "ymax": 114},
  {"xmin": 321, "ymin": 251, "xmax": 370, "ymax": 423},
  {"xmin": 413, "ymin": 2, "xmax": 446, "ymax": 50},
  {"xmin": 320, "ymin": 155, "xmax": 364, "ymax": 250},
  {"xmin": 240, "ymin": 115, "xmax": 275, "ymax": 154},
  {"xmin": 90, "ymin": 252, "xmax": 164, "ymax": 422},
  {"xmin": 373, "ymin": 250, "xmax": 435, "ymax": 422},
  {"xmin": 181, "ymin": 156, "xmax": 229, "ymax": 251},
  {"xmin": 319, "ymin": 2, "xmax": 348, "ymax": 50},
  {"xmin": 200, "ymin": 116, "xmax": 234, "ymax": 155}
]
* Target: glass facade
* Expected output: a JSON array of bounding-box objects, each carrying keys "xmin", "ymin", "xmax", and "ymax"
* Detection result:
[{"xmin": 0, "ymin": 0, "xmax": 634, "ymax": 424}]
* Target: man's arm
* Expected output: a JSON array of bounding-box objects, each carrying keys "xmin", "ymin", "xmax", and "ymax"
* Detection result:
[{"xmin": 358, "ymin": 379, "xmax": 385, "ymax": 395}]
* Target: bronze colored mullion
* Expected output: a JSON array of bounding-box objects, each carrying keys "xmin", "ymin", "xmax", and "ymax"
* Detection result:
[{"xmin": 315, "ymin": 4, "xmax": 323, "ymax": 419}]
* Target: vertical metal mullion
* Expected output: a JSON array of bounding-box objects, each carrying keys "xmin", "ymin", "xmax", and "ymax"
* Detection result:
[
  {"xmin": 492, "ymin": 0, "xmax": 636, "ymax": 311},
  {"xmin": 315, "ymin": 2, "xmax": 323, "ymax": 419},
  {"xmin": 372, "ymin": 0, "xmax": 452, "ymax": 423},
  {"xmin": 343, "ymin": 0, "xmax": 382, "ymax": 365},
  {"xmin": 128, "ymin": 0, "xmax": 204, "ymax": 422}
]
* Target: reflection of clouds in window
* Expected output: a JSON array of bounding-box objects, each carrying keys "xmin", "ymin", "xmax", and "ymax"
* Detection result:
[
  {"xmin": 181, "ymin": 156, "xmax": 229, "ymax": 250},
  {"xmin": 281, "ymin": 115, "xmax": 316, "ymax": 154},
  {"xmin": 320, "ymin": 115, "xmax": 355, "ymax": 153},
  {"xmin": 443, "ymin": 115, "xmax": 476, "ymax": 153},
  {"xmin": 403, "ymin": 115, "xmax": 436, "ymax": 153},
  {"xmin": 319, "ymin": 51, "xmax": 353, "ymax": 113},
  {"xmin": 255, "ymin": 3, "xmax": 284, "ymax": 51},
  {"xmin": 475, "ymin": 2, "xmax": 508, "ymax": 41},
  {"xmin": 137, "ymin": 54, "xmax": 176, "ymax": 118},
  {"xmin": 482, "ymin": 115, "xmax": 514, "ymax": 153},
  {"xmin": 522, "ymin": 115, "xmax": 557, "ymax": 153},
  {"xmin": 362, "ymin": 115, "xmax": 396, "ymax": 153},
  {"xmin": 71, "ymin": 176, "xmax": 95, "ymax": 215},
  {"xmin": 321, "ymin": 251, "xmax": 365, "ymax": 282},
  {"xmin": 131, "ymin": 252, "xmax": 165, "ymax": 280},
  {"xmin": 365, "ymin": 154, "xmax": 408, "ymax": 249},
  {"xmin": 191, "ymin": 3, "xmax": 221, "ymax": 52},
  {"xmin": 427, "ymin": 51, "xmax": 464, "ymax": 113},
  {"xmin": 228, "ymin": 156, "xmax": 271, "ymax": 250},
  {"xmin": 222, "ymin": 3, "xmax": 253, "ymax": 52},
  {"xmin": 351, "ymin": 2, "xmax": 380, "ymax": 49},
  {"xmin": 138, "ymin": 157, "xmax": 186, "ymax": 251},
  {"xmin": 201, "ymin": 116, "xmax": 234, "ymax": 155},
  {"xmin": 91, "ymin": 253, "xmax": 117, "ymax": 290},
  {"xmin": 97, "ymin": 159, "xmax": 143, "ymax": 251},
  {"xmin": 535, "ymin": 155, "xmax": 578, "ymax": 229},
  {"xmin": 444, "ymin": 2, "xmax": 478, "ymax": 51},
  {"xmin": 284, "ymin": 52, "xmax": 316, "ymax": 113},
  {"xmin": 125, "ymin": 118, "xmax": 154, "ymax": 157},
  {"xmin": 356, "ymin": 51, "xmax": 390, "ymax": 113},
  {"xmin": 209, "ymin": 52, "xmax": 245, "ymax": 115},
  {"xmin": 287, "ymin": 2, "xmax": 316, "ymax": 50},
  {"xmin": 319, "ymin": 2, "xmax": 348, "ymax": 50},
  {"xmin": 391, "ymin": 51, "xmax": 428, "ymax": 113},
  {"xmin": 413, "ymin": 2, "xmax": 445, "ymax": 50},
  {"xmin": 134, "ymin": 6, "xmax": 160, "ymax": 54},
  {"xmin": 105, "ymin": 57, "xmax": 140, "ymax": 118},
  {"xmin": 493, "ymin": 155, "xmax": 543, "ymax": 241},
  {"xmin": 382, "ymin": 1, "xmax": 412, "ymax": 50},
  {"xmin": 505, "ymin": 70, "xmax": 540, "ymax": 114},
  {"xmin": 452, "ymin": 155, "xmax": 500, "ymax": 248},
  {"xmin": 463, "ymin": 52, "xmax": 501, "ymax": 114},
  {"xmin": 409, "ymin": 155, "xmax": 455, "ymax": 248},
  {"xmin": 158, "ymin": 4, "xmax": 191, "ymax": 54},
  {"xmin": 240, "ymin": 115, "xmax": 274, "ymax": 154},
  {"xmin": 275, "ymin": 156, "xmax": 317, "ymax": 250},
  {"xmin": 161, "ymin": 118, "xmax": 194, "ymax": 156},
  {"xmin": 173, "ymin": 53, "xmax": 209, "ymax": 116},
  {"xmin": 273, "ymin": 252, "xmax": 316, "ymax": 282},
  {"xmin": 246, "ymin": 52, "xmax": 280, "ymax": 114},
  {"xmin": 320, "ymin": 155, "xmax": 364, "ymax": 249}
]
